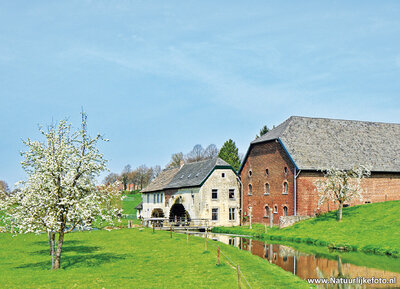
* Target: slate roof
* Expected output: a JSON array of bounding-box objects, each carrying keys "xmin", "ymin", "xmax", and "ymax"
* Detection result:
[
  {"xmin": 141, "ymin": 167, "xmax": 180, "ymax": 193},
  {"xmin": 141, "ymin": 158, "xmax": 233, "ymax": 193},
  {"xmin": 244, "ymin": 116, "xmax": 400, "ymax": 172}
]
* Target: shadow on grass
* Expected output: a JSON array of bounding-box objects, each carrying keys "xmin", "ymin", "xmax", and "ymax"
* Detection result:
[
  {"xmin": 16, "ymin": 253, "xmax": 129, "ymax": 270},
  {"xmin": 32, "ymin": 240, "xmax": 83, "ymax": 246},
  {"xmin": 32, "ymin": 245, "xmax": 101, "ymax": 255}
]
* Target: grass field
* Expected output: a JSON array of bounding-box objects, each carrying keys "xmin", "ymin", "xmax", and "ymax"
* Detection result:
[
  {"xmin": 0, "ymin": 228, "xmax": 312, "ymax": 288},
  {"xmin": 213, "ymin": 201, "xmax": 400, "ymax": 257}
]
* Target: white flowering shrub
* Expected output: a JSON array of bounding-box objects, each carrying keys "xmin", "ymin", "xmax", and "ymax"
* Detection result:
[{"xmin": 315, "ymin": 165, "xmax": 371, "ymax": 221}]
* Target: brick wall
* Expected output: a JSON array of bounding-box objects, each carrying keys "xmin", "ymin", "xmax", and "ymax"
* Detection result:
[
  {"xmin": 297, "ymin": 171, "xmax": 400, "ymax": 215},
  {"xmin": 241, "ymin": 140, "xmax": 295, "ymax": 224},
  {"xmin": 241, "ymin": 140, "xmax": 400, "ymax": 224}
]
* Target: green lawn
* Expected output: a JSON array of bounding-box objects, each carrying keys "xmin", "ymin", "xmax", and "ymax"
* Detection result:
[
  {"xmin": 121, "ymin": 190, "xmax": 142, "ymax": 216},
  {"xmin": 0, "ymin": 229, "xmax": 312, "ymax": 288},
  {"xmin": 213, "ymin": 201, "xmax": 400, "ymax": 257}
]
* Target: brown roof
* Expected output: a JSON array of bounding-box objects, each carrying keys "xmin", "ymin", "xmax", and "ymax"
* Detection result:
[{"xmin": 141, "ymin": 167, "xmax": 180, "ymax": 193}]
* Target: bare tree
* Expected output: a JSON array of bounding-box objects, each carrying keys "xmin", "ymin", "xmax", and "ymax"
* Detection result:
[
  {"xmin": 152, "ymin": 165, "xmax": 161, "ymax": 179},
  {"xmin": 204, "ymin": 144, "xmax": 219, "ymax": 159},
  {"xmin": 0, "ymin": 180, "xmax": 10, "ymax": 195},
  {"xmin": 167, "ymin": 152, "xmax": 184, "ymax": 168},
  {"xmin": 315, "ymin": 166, "xmax": 371, "ymax": 221},
  {"xmin": 121, "ymin": 165, "xmax": 132, "ymax": 190},
  {"xmin": 103, "ymin": 173, "xmax": 119, "ymax": 185},
  {"xmin": 186, "ymin": 144, "xmax": 205, "ymax": 163}
]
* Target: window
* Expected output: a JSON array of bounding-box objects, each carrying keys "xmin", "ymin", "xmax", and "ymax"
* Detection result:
[
  {"xmin": 249, "ymin": 170, "xmax": 252, "ymax": 177},
  {"xmin": 365, "ymin": 201, "xmax": 371, "ymax": 204},
  {"xmin": 343, "ymin": 204, "xmax": 350, "ymax": 208},
  {"xmin": 222, "ymin": 173, "xmax": 225, "ymax": 178},
  {"xmin": 248, "ymin": 184, "xmax": 253, "ymax": 195},
  {"xmin": 147, "ymin": 194, "xmax": 150, "ymax": 203},
  {"xmin": 265, "ymin": 206, "xmax": 269, "ymax": 218},
  {"xmin": 229, "ymin": 189, "xmax": 235, "ymax": 199},
  {"xmin": 160, "ymin": 193, "xmax": 163, "ymax": 203},
  {"xmin": 229, "ymin": 208, "xmax": 235, "ymax": 221},
  {"xmin": 229, "ymin": 238, "xmax": 235, "ymax": 246},
  {"xmin": 153, "ymin": 194, "xmax": 156, "ymax": 203},
  {"xmin": 284, "ymin": 167, "xmax": 288, "ymax": 174},
  {"xmin": 212, "ymin": 208, "xmax": 219, "ymax": 221},
  {"xmin": 283, "ymin": 256, "xmax": 287, "ymax": 262},
  {"xmin": 283, "ymin": 182, "xmax": 288, "ymax": 194},
  {"xmin": 265, "ymin": 183, "xmax": 270, "ymax": 195},
  {"xmin": 284, "ymin": 206, "xmax": 288, "ymax": 216},
  {"xmin": 274, "ymin": 205, "xmax": 278, "ymax": 213},
  {"xmin": 212, "ymin": 189, "xmax": 218, "ymax": 200},
  {"xmin": 156, "ymin": 193, "xmax": 159, "ymax": 203},
  {"xmin": 266, "ymin": 169, "xmax": 269, "ymax": 176}
]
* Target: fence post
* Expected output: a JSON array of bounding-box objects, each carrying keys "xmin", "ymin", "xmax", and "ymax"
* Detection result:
[
  {"xmin": 249, "ymin": 207, "xmax": 252, "ymax": 229},
  {"xmin": 217, "ymin": 246, "xmax": 220, "ymax": 265},
  {"xmin": 237, "ymin": 264, "xmax": 241, "ymax": 289},
  {"xmin": 170, "ymin": 225, "xmax": 172, "ymax": 238}
]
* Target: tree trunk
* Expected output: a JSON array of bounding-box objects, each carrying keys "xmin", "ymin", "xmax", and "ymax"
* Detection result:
[
  {"xmin": 48, "ymin": 231, "xmax": 55, "ymax": 269},
  {"xmin": 54, "ymin": 231, "xmax": 65, "ymax": 269},
  {"xmin": 338, "ymin": 202, "xmax": 343, "ymax": 222}
]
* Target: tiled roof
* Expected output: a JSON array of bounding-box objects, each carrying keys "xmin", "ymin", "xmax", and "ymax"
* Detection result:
[
  {"xmin": 141, "ymin": 167, "xmax": 179, "ymax": 193},
  {"xmin": 249, "ymin": 116, "xmax": 400, "ymax": 172},
  {"xmin": 141, "ymin": 158, "xmax": 233, "ymax": 193}
]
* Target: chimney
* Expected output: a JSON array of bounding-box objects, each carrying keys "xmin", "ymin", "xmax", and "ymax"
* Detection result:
[{"xmin": 180, "ymin": 160, "xmax": 185, "ymax": 168}]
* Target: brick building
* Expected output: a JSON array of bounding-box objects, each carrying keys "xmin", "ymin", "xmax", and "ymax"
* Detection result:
[{"xmin": 239, "ymin": 116, "xmax": 400, "ymax": 224}]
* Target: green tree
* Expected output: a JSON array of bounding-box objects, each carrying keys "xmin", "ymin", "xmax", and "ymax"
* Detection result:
[
  {"xmin": 256, "ymin": 125, "xmax": 269, "ymax": 138},
  {"xmin": 218, "ymin": 139, "xmax": 241, "ymax": 171}
]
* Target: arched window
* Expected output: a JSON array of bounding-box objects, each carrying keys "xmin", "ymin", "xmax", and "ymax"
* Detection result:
[
  {"xmin": 265, "ymin": 206, "xmax": 269, "ymax": 218},
  {"xmin": 283, "ymin": 182, "xmax": 288, "ymax": 194},
  {"xmin": 265, "ymin": 183, "xmax": 270, "ymax": 195},
  {"xmin": 248, "ymin": 184, "xmax": 253, "ymax": 195},
  {"xmin": 284, "ymin": 206, "xmax": 288, "ymax": 216}
]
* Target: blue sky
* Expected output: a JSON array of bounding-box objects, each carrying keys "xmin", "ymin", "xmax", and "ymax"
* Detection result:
[{"xmin": 1, "ymin": 1, "xmax": 400, "ymax": 187}]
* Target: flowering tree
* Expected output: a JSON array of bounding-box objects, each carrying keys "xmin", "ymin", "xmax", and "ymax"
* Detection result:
[
  {"xmin": 0, "ymin": 113, "xmax": 123, "ymax": 269},
  {"xmin": 315, "ymin": 166, "xmax": 371, "ymax": 221}
]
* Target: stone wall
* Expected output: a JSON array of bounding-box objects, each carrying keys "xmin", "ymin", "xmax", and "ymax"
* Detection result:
[{"xmin": 279, "ymin": 215, "xmax": 310, "ymax": 229}]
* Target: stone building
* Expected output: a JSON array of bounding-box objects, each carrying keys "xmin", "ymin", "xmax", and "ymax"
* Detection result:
[
  {"xmin": 239, "ymin": 116, "xmax": 400, "ymax": 224},
  {"xmin": 141, "ymin": 158, "xmax": 241, "ymax": 227}
]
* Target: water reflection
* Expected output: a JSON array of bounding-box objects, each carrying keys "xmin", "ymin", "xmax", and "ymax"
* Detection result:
[{"xmin": 206, "ymin": 233, "xmax": 400, "ymax": 288}]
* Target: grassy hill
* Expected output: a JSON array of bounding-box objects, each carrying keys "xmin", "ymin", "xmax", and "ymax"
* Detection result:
[
  {"xmin": 121, "ymin": 190, "xmax": 143, "ymax": 216},
  {"xmin": 213, "ymin": 201, "xmax": 400, "ymax": 257},
  {"xmin": 0, "ymin": 228, "xmax": 312, "ymax": 288}
]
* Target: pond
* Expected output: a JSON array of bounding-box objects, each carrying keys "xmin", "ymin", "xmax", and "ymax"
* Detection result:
[{"xmin": 179, "ymin": 231, "xmax": 400, "ymax": 288}]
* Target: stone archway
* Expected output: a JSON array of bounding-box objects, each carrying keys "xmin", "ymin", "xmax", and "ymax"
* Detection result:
[
  {"xmin": 151, "ymin": 208, "xmax": 165, "ymax": 218},
  {"xmin": 151, "ymin": 208, "xmax": 165, "ymax": 227},
  {"xmin": 169, "ymin": 203, "xmax": 190, "ymax": 224}
]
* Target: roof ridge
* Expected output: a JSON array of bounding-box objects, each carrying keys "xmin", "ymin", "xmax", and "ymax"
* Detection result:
[{"xmin": 289, "ymin": 115, "xmax": 400, "ymax": 126}]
